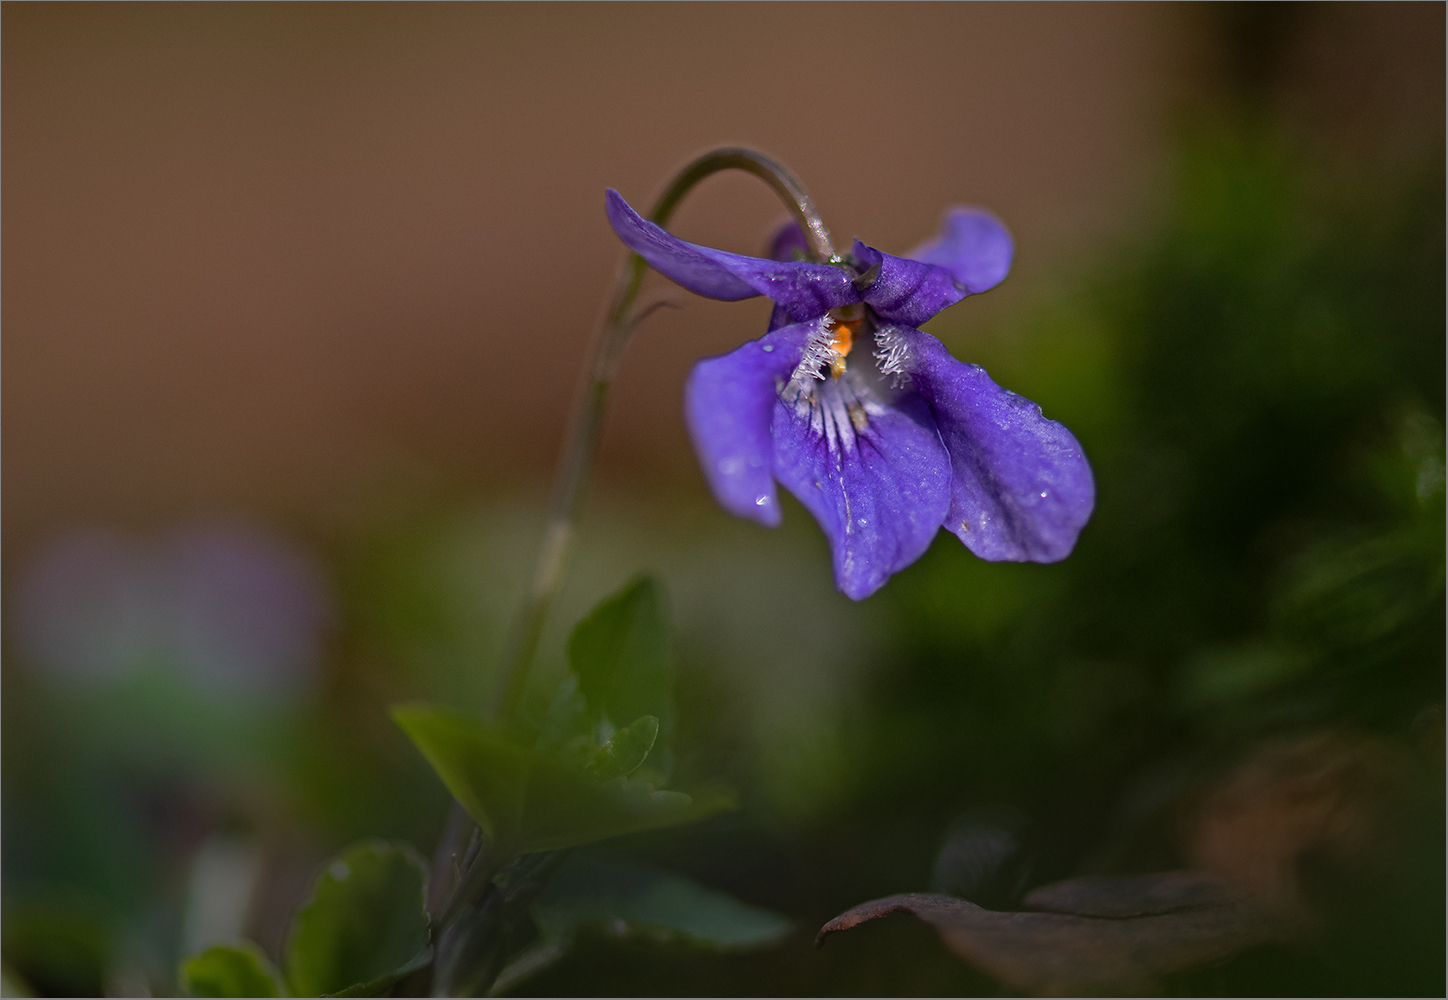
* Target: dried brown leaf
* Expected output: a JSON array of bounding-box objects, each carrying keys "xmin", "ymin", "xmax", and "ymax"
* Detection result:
[
  {"xmin": 1022, "ymin": 870, "xmax": 1244, "ymax": 918},
  {"xmin": 818, "ymin": 875, "xmax": 1284, "ymax": 997}
]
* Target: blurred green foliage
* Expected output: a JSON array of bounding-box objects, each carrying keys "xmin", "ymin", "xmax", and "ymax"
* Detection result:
[
  {"xmin": 393, "ymin": 575, "xmax": 728, "ymax": 863},
  {"xmin": 566, "ymin": 577, "xmax": 674, "ymax": 756},
  {"xmin": 283, "ymin": 841, "xmax": 430, "ymax": 998},
  {"xmin": 180, "ymin": 943, "xmax": 283, "ymax": 998}
]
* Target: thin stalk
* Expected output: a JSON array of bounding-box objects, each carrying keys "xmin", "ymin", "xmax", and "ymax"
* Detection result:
[
  {"xmin": 428, "ymin": 148, "xmax": 835, "ymax": 996},
  {"xmin": 488, "ymin": 147, "xmax": 835, "ymax": 721}
]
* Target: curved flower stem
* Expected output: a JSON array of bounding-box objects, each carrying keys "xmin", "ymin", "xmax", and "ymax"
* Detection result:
[
  {"xmin": 652, "ymin": 148, "xmax": 838, "ymax": 264},
  {"xmin": 488, "ymin": 147, "xmax": 834, "ymax": 721},
  {"xmin": 425, "ymin": 149, "xmax": 833, "ymax": 995}
]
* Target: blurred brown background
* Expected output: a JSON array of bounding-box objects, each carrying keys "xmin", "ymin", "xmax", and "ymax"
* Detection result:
[{"xmin": 3, "ymin": 2, "xmax": 1440, "ymax": 562}]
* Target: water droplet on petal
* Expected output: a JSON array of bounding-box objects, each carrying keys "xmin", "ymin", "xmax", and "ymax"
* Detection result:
[{"xmin": 755, "ymin": 495, "xmax": 768, "ymax": 506}]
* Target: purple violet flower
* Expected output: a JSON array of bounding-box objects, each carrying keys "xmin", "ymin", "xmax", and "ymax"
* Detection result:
[{"xmin": 607, "ymin": 190, "xmax": 1095, "ymax": 600}]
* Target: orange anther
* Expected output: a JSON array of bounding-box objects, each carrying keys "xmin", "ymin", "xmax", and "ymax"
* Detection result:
[{"xmin": 828, "ymin": 319, "xmax": 858, "ymax": 378}]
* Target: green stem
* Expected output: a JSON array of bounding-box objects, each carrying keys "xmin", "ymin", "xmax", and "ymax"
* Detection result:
[
  {"xmin": 488, "ymin": 148, "xmax": 835, "ymax": 721},
  {"xmin": 432, "ymin": 848, "xmax": 567, "ymax": 997},
  {"xmin": 429, "ymin": 147, "xmax": 834, "ymax": 998}
]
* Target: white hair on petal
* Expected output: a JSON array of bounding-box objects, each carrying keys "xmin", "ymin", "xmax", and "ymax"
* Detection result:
[
  {"xmin": 790, "ymin": 315, "xmax": 837, "ymax": 386},
  {"xmin": 773, "ymin": 321, "xmax": 893, "ymax": 458},
  {"xmin": 873, "ymin": 325, "xmax": 911, "ymax": 379}
]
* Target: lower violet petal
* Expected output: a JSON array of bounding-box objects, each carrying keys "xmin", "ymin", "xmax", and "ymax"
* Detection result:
[
  {"xmin": 771, "ymin": 391, "xmax": 951, "ymax": 600},
  {"xmin": 685, "ymin": 322, "xmax": 816, "ymax": 527},
  {"xmin": 897, "ymin": 328, "xmax": 1095, "ymax": 562}
]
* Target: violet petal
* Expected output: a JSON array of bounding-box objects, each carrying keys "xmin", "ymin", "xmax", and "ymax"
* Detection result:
[
  {"xmin": 907, "ymin": 208, "xmax": 1014, "ymax": 295},
  {"xmin": 852, "ymin": 239, "xmax": 971, "ymax": 327},
  {"xmin": 606, "ymin": 190, "xmax": 855, "ymax": 321},
  {"xmin": 771, "ymin": 390, "xmax": 951, "ymax": 599},
  {"xmin": 766, "ymin": 222, "xmax": 810, "ymax": 333},
  {"xmin": 895, "ymin": 327, "xmax": 1095, "ymax": 562},
  {"xmin": 685, "ymin": 321, "xmax": 818, "ymax": 527},
  {"xmin": 766, "ymin": 219, "xmax": 810, "ymax": 263}
]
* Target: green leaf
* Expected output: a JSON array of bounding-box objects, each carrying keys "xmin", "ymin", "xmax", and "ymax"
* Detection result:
[
  {"xmin": 283, "ymin": 841, "xmax": 430, "ymax": 999},
  {"xmin": 491, "ymin": 854, "xmax": 791, "ymax": 994},
  {"xmin": 534, "ymin": 671, "xmax": 592, "ymax": 755},
  {"xmin": 583, "ymin": 715, "xmax": 659, "ymax": 781},
  {"xmin": 538, "ymin": 854, "xmax": 793, "ymax": 950},
  {"xmin": 179, "ymin": 943, "xmax": 283, "ymax": 998},
  {"xmin": 391, "ymin": 708, "xmax": 530, "ymax": 845},
  {"xmin": 393, "ymin": 704, "xmax": 732, "ymax": 856},
  {"xmin": 1, "ymin": 962, "xmax": 35, "ymax": 999},
  {"xmin": 390, "ymin": 707, "xmax": 534, "ymax": 852},
  {"xmin": 0, "ymin": 896, "xmax": 110, "ymax": 999},
  {"xmin": 520, "ymin": 761, "xmax": 730, "ymax": 855},
  {"xmin": 568, "ymin": 576, "xmax": 673, "ymax": 728}
]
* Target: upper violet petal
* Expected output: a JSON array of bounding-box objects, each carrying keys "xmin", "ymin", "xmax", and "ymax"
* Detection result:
[
  {"xmin": 766, "ymin": 302, "xmax": 792, "ymax": 334},
  {"xmin": 892, "ymin": 327, "xmax": 1095, "ymax": 562},
  {"xmin": 685, "ymin": 321, "xmax": 818, "ymax": 527},
  {"xmin": 766, "ymin": 219, "xmax": 810, "ymax": 263},
  {"xmin": 606, "ymin": 190, "xmax": 856, "ymax": 321},
  {"xmin": 771, "ymin": 389, "xmax": 951, "ymax": 599},
  {"xmin": 852, "ymin": 240, "xmax": 969, "ymax": 327},
  {"xmin": 765, "ymin": 222, "xmax": 809, "ymax": 332},
  {"xmin": 764, "ymin": 221, "xmax": 810, "ymax": 334},
  {"xmin": 906, "ymin": 208, "xmax": 1014, "ymax": 295}
]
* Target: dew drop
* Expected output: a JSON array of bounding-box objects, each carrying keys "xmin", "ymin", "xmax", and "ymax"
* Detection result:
[
  {"xmin": 330, "ymin": 861, "xmax": 351, "ymax": 881},
  {"xmin": 755, "ymin": 495, "xmax": 768, "ymax": 506}
]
